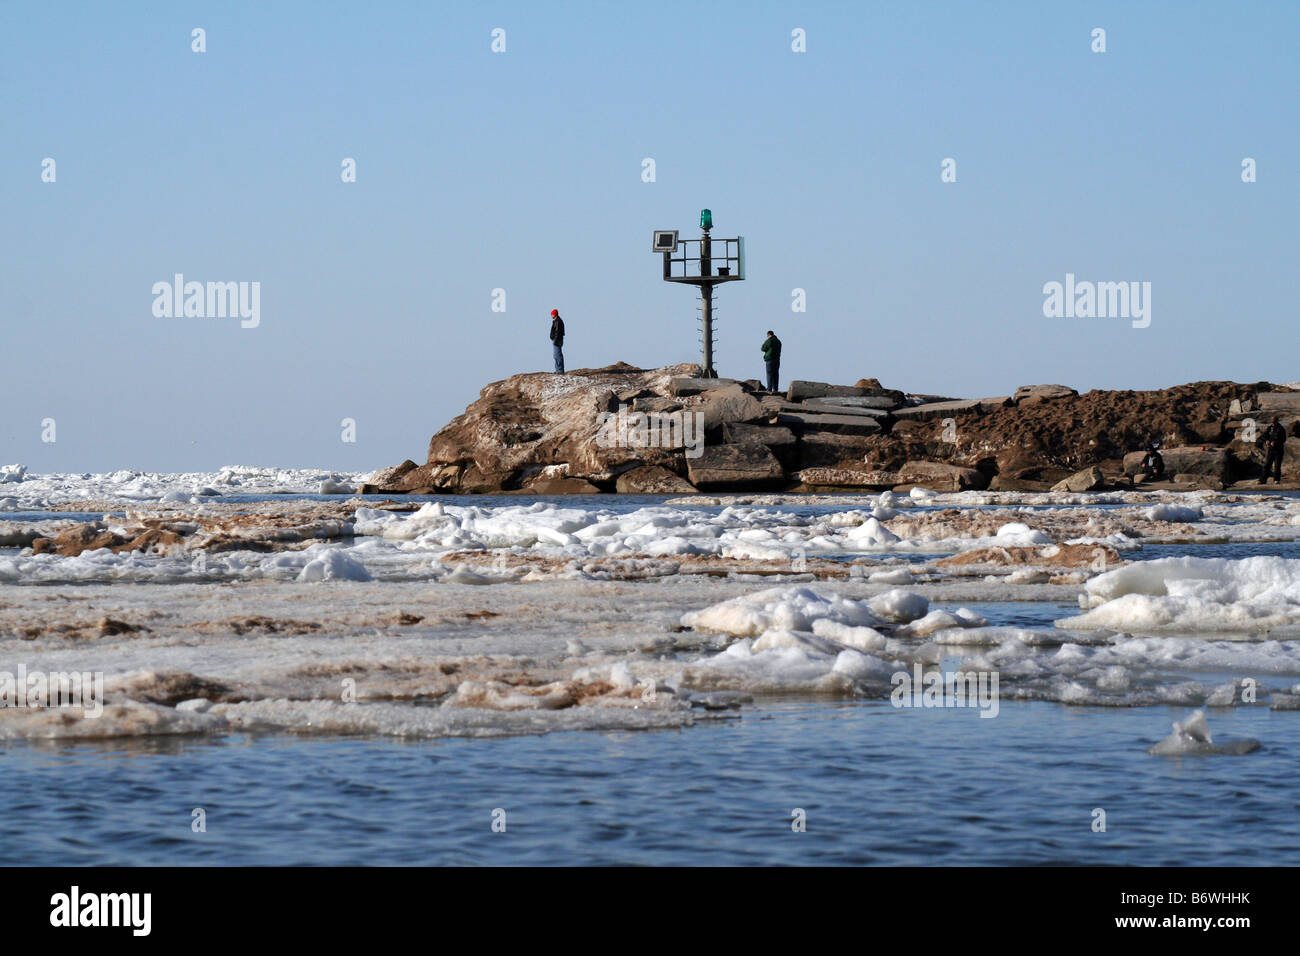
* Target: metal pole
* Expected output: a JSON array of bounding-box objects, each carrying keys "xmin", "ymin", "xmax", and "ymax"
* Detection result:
[
  {"xmin": 700, "ymin": 227, "xmax": 714, "ymax": 377},
  {"xmin": 701, "ymin": 284, "xmax": 715, "ymax": 377}
]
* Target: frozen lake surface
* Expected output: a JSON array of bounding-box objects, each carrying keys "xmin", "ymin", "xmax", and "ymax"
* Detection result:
[{"xmin": 2, "ymin": 468, "xmax": 1300, "ymax": 864}]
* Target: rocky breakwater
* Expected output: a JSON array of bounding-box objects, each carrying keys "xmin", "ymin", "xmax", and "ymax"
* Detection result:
[{"xmin": 363, "ymin": 364, "xmax": 1300, "ymax": 495}]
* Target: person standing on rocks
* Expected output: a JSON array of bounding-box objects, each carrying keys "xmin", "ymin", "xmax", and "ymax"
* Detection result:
[
  {"xmin": 1261, "ymin": 416, "xmax": 1287, "ymax": 484},
  {"xmin": 761, "ymin": 330, "xmax": 782, "ymax": 392},
  {"xmin": 549, "ymin": 309, "xmax": 565, "ymax": 374}
]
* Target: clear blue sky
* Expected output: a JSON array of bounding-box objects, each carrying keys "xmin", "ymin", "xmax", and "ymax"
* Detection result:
[{"xmin": 3, "ymin": 1, "xmax": 1296, "ymax": 473}]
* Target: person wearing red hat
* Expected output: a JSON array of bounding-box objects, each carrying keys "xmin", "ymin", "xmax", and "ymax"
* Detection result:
[{"xmin": 549, "ymin": 309, "xmax": 565, "ymax": 373}]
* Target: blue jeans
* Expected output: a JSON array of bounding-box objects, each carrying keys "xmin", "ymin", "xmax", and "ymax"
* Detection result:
[
  {"xmin": 765, "ymin": 360, "xmax": 779, "ymax": 392},
  {"xmin": 553, "ymin": 345, "xmax": 565, "ymax": 374}
]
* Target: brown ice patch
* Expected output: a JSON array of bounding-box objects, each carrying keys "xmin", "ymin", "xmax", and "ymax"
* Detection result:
[
  {"xmin": 936, "ymin": 542, "xmax": 1122, "ymax": 569},
  {"xmin": 9, "ymin": 616, "xmax": 150, "ymax": 641},
  {"xmin": 109, "ymin": 670, "xmax": 238, "ymax": 705},
  {"xmin": 441, "ymin": 549, "xmax": 867, "ymax": 581}
]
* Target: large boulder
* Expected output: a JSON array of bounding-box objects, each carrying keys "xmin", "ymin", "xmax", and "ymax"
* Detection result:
[
  {"xmin": 1255, "ymin": 393, "xmax": 1300, "ymax": 415},
  {"xmin": 794, "ymin": 467, "xmax": 899, "ymax": 490},
  {"xmin": 414, "ymin": 363, "xmax": 700, "ymax": 492},
  {"xmin": 697, "ymin": 384, "xmax": 767, "ymax": 431},
  {"xmin": 1013, "ymin": 384, "xmax": 1078, "ymax": 405},
  {"xmin": 1051, "ymin": 466, "xmax": 1105, "ymax": 492},
  {"xmin": 723, "ymin": 423, "xmax": 798, "ymax": 468},
  {"xmin": 796, "ymin": 432, "xmax": 880, "ymax": 469},
  {"xmin": 1122, "ymin": 446, "xmax": 1230, "ymax": 481},
  {"xmin": 797, "ymin": 400, "xmax": 891, "ymax": 419},
  {"xmin": 521, "ymin": 477, "xmax": 603, "ymax": 495},
  {"xmin": 773, "ymin": 412, "xmax": 882, "ymax": 436},
  {"xmin": 614, "ymin": 465, "xmax": 697, "ymax": 494},
  {"xmin": 853, "ymin": 379, "xmax": 908, "ymax": 405},
  {"xmin": 895, "ymin": 460, "xmax": 988, "ymax": 491},
  {"xmin": 806, "ymin": 395, "xmax": 900, "ymax": 411},
  {"xmin": 786, "ymin": 381, "xmax": 867, "ymax": 402},
  {"xmin": 631, "ymin": 396, "xmax": 682, "ymax": 414},
  {"xmin": 670, "ymin": 376, "xmax": 740, "ymax": 397},
  {"xmin": 686, "ymin": 444, "xmax": 785, "ymax": 490}
]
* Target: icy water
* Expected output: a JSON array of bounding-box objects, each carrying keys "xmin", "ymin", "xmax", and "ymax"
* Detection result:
[
  {"xmin": 3, "ymin": 700, "xmax": 1295, "ymax": 866},
  {"xmin": 5, "ymin": 487, "xmax": 1300, "ymax": 864}
]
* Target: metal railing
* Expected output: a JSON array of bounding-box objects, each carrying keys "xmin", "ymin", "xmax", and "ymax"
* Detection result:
[{"xmin": 663, "ymin": 236, "xmax": 745, "ymax": 283}]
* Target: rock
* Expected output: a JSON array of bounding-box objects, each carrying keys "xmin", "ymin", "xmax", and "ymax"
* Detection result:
[
  {"xmin": 614, "ymin": 465, "xmax": 697, "ymax": 494},
  {"xmin": 891, "ymin": 398, "xmax": 1011, "ymax": 421},
  {"xmin": 522, "ymin": 477, "xmax": 603, "ymax": 495},
  {"xmin": 1122, "ymin": 446, "xmax": 1229, "ymax": 481},
  {"xmin": 794, "ymin": 467, "xmax": 899, "ymax": 489},
  {"xmin": 896, "ymin": 460, "xmax": 988, "ymax": 491},
  {"xmin": 796, "ymin": 432, "xmax": 880, "ymax": 468},
  {"xmin": 670, "ymin": 376, "xmax": 739, "ymax": 397},
  {"xmin": 1051, "ymin": 466, "xmax": 1105, "ymax": 492},
  {"xmin": 905, "ymin": 393, "xmax": 960, "ymax": 405},
  {"xmin": 988, "ymin": 475, "xmax": 1055, "ymax": 492},
  {"xmin": 805, "ymin": 395, "xmax": 900, "ymax": 411},
  {"xmin": 686, "ymin": 444, "xmax": 785, "ymax": 490},
  {"xmin": 1189, "ymin": 420, "xmax": 1227, "ymax": 443},
  {"xmin": 760, "ymin": 395, "xmax": 805, "ymax": 415},
  {"xmin": 369, "ymin": 460, "xmax": 418, "ymax": 486},
  {"xmin": 697, "ymin": 384, "xmax": 767, "ymax": 431},
  {"xmin": 1171, "ymin": 473, "xmax": 1226, "ymax": 489},
  {"xmin": 1013, "ymin": 384, "xmax": 1078, "ymax": 404},
  {"xmin": 723, "ymin": 422, "xmax": 796, "ymax": 448},
  {"xmin": 617, "ymin": 386, "xmax": 656, "ymax": 403},
  {"xmin": 773, "ymin": 412, "xmax": 882, "ymax": 436},
  {"xmin": 1255, "ymin": 393, "xmax": 1300, "ymax": 414},
  {"xmin": 796, "ymin": 400, "xmax": 891, "ymax": 419},
  {"xmin": 723, "ymin": 424, "xmax": 798, "ymax": 468},
  {"xmin": 631, "ymin": 396, "xmax": 682, "ymax": 414},
  {"xmin": 853, "ymin": 380, "xmax": 908, "ymax": 404},
  {"xmin": 786, "ymin": 380, "xmax": 867, "ymax": 402},
  {"xmin": 405, "ymin": 362, "xmax": 699, "ymax": 493}
]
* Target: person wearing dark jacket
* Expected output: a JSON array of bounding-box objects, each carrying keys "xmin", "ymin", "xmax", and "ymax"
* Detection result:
[
  {"xmin": 549, "ymin": 309, "xmax": 565, "ymax": 373},
  {"xmin": 1140, "ymin": 444, "xmax": 1165, "ymax": 482},
  {"xmin": 761, "ymin": 330, "xmax": 782, "ymax": 392},
  {"xmin": 1261, "ymin": 417, "xmax": 1287, "ymax": 484}
]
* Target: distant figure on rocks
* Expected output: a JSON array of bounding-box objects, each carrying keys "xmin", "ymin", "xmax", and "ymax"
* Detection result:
[
  {"xmin": 1261, "ymin": 416, "xmax": 1287, "ymax": 484},
  {"xmin": 1140, "ymin": 443, "xmax": 1165, "ymax": 482},
  {"xmin": 549, "ymin": 309, "xmax": 565, "ymax": 373},
  {"xmin": 761, "ymin": 330, "xmax": 782, "ymax": 392}
]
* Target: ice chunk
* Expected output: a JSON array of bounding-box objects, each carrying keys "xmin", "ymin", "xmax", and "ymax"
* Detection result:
[
  {"xmin": 868, "ymin": 567, "xmax": 913, "ymax": 585},
  {"xmin": 1147, "ymin": 709, "xmax": 1260, "ymax": 755},
  {"xmin": 296, "ymin": 547, "xmax": 372, "ymax": 582},
  {"xmin": 1146, "ymin": 503, "xmax": 1202, "ymax": 522},
  {"xmin": 1062, "ymin": 556, "xmax": 1300, "ymax": 633},
  {"xmin": 682, "ymin": 585, "xmax": 883, "ymax": 638},
  {"xmin": 845, "ymin": 517, "xmax": 901, "ymax": 547},
  {"xmin": 319, "ymin": 477, "xmax": 356, "ymax": 495},
  {"xmin": 811, "ymin": 618, "xmax": 888, "ymax": 651},
  {"xmin": 867, "ymin": 589, "xmax": 929, "ymax": 623}
]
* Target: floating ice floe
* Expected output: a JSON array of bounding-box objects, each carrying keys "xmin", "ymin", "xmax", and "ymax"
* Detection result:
[
  {"xmin": 1146, "ymin": 709, "xmax": 1260, "ymax": 756},
  {"xmin": 1145, "ymin": 503, "xmax": 1203, "ymax": 522},
  {"xmin": 681, "ymin": 585, "xmax": 889, "ymax": 638},
  {"xmin": 1059, "ymin": 556, "xmax": 1300, "ymax": 633},
  {"xmin": 294, "ymin": 546, "xmax": 372, "ymax": 582}
]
